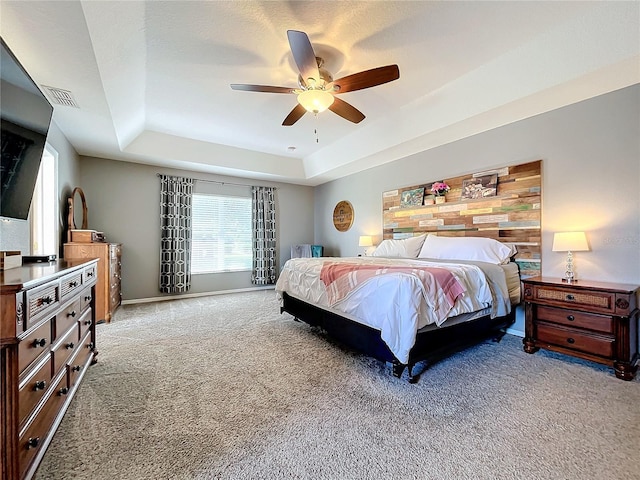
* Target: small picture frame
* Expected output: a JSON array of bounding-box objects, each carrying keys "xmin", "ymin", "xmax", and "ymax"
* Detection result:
[
  {"xmin": 400, "ymin": 187, "xmax": 425, "ymax": 207},
  {"xmin": 461, "ymin": 174, "xmax": 498, "ymax": 199}
]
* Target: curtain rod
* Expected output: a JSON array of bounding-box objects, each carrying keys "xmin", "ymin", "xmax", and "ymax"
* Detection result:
[{"xmin": 156, "ymin": 173, "xmax": 276, "ymax": 189}]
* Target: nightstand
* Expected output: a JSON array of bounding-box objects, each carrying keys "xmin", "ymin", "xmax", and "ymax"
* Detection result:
[{"xmin": 523, "ymin": 276, "xmax": 640, "ymax": 380}]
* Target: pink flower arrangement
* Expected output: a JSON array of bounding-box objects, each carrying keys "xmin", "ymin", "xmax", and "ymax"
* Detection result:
[{"xmin": 431, "ymin": 181, "xmax": 450, "ymax": 196}]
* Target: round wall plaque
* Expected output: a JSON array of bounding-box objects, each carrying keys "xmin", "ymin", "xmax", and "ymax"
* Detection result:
[{"xmin": 332, "ymin": 200, "xmax": 354, "ymax": 232}]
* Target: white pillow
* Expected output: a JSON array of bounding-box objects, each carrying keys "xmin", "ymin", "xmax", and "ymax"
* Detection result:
[
  {"xmin": 417, "ymin": 234, "xmax": 516, "ymax": 264},
  {"xmin": 371, "ymin": 234, "xmax": 426, "ymax": 258}
]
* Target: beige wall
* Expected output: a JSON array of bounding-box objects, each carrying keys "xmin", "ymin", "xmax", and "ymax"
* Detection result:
[{"xmin": 75, "ymin": 157, "xmax": 315, "ymax": 301}]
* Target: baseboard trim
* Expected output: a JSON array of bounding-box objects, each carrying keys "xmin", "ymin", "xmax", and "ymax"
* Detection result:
[
  {"xmin": 121, "ymin": 286, "xmax": 275, "ymax": 305},
  {"xmin": 506, "ymin": 326, "xmax": 524, "ymax": 338}
]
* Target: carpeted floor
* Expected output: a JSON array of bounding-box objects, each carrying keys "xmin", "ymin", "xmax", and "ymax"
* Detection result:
[{"xmin": 34, "ymin": 290, "xmax": 640, "ymax": 480}]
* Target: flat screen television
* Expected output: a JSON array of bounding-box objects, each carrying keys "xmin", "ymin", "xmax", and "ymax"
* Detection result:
[{"xmin": 1, "ymin": 37, "xmax": 53, "ymax": 220}]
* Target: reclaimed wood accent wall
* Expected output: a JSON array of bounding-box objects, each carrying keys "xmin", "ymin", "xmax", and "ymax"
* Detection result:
[{"xmin": 382, "ymin": 160, "xmax": 542, "ymax": 278}]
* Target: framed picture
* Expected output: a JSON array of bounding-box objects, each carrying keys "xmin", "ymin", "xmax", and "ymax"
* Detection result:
[
  {"xmin": 400, "ymin": 187, "xmax": 424, "ymax": 207},
  {"xmin": 461, "ymin": 174, "xmax": 498, "ymax": 199}
]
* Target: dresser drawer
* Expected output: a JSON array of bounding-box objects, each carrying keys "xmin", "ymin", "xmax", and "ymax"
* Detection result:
[
  {"xmin": 80, "ymin": 286, "xmax": 93, "ymax": 312},
  {"xmin": 537, "ymin": 323, "xmax": 614, "ymax": 358},
  {"xmin": 25, "ymin": 282, "xmax": 59, "ymax": 329},
  {"xmin": 68, "ymin": 330, "xmax": 94, "ymax": 390},
  {"xmin": 531, "ymin": 285, "xmax": 614, "ymax": 314},
  {"xmin": 18, "ymin": 373, "xmax": 69, "ymax": 479},
  {"xmin": 18, "ymin": 320, "xmax": 52, "ymax": 374},
  {"xmin": 110, "ymin": 244, "xmax": 122, "ymax": 259},
  {"xmin": 60, "ymin": 271, "xmax": 83, "ymax": 301},
  {"xmin": 536, "ymin": 305, "xmax": 613, "ymax": 334},
  {"xmin": 83, "ymin": 263, "xmax": 97, "ymax": 284},
  {"xmin": 78, "ymin": 308, "xmax": 93, "ymax": 340},
  {"xmin": 51, "ymin": 325, "xmax": 80, "ymax": 374},
  {"xmin": 54, "ymin": 299, "xmax": 82, "ymax": 340},
  {"xmin": 18, "ymin": 355, "xmax": 53, "ymax": 426}
]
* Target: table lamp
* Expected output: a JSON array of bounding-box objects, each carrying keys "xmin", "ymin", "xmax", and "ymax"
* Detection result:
[
  {"xmin": 552, "ymin": 231, "xmax": 589, "ymax": 283},
  {"xmin": 358, "ymin": 235, "xmax": 373, "ymax": 256}
]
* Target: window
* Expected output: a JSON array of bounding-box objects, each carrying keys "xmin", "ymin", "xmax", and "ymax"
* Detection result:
[
  {"xmin": 191, "ymin": 193, "xmax": 252, "ymax": 274},
  {"xmin": 30, "ymin": 144, "xmax": 58, "ymax": 255}
]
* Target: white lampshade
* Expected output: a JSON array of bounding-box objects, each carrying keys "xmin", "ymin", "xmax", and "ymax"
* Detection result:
[
  {"xmin": 552, "ymin": 232, "xmax": 589, "ymax": 252},
  {"xmin": 358, "ymin": 235, "xmax": 373, "ymax": 247},
  {"xmin": 297, "ymin": 89, "xmax": 334, "ymax": 113},
  {"xmin": 552, "ymin": 231, "xmax": 589, "ymax": 283}
]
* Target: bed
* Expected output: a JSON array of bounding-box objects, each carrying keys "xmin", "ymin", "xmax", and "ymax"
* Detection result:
[{"xmin": 275, "ymin": 234, "xmax": 521, "ymax": 382}]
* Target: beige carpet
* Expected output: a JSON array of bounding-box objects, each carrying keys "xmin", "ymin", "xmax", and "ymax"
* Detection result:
[{"xmin": 34, "ymin": 290, "xmax": 640, "ymax": 480}]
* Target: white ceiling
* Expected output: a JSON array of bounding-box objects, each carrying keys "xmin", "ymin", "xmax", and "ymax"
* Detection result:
[{"xmin": 1, "ymin": 1, "xmax": 638, "ymax": 186}]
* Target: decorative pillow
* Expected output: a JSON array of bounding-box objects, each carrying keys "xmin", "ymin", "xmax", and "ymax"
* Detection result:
[
  {"xmin": 417, "ymin": 234, "xmax": 516, "ymax": 264},
  {"xmin": 371, "ymin": 234, "xmax": 426, "ymax": 258}
]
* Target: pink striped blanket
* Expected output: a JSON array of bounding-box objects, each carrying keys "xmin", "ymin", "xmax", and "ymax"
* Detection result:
[{"xmin": 320, "ymin": 262, "xmax": 466, "ymax": 321}]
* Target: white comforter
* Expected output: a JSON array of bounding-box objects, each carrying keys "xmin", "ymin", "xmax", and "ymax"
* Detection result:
[{"xmin": 275, "ymin": 256, "xmax": 512, "ymax": 364}]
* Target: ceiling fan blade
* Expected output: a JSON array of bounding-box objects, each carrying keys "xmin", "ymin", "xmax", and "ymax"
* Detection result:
[
  {"xmin": 230, "ymin": 84, "xmax": 295, "ymax": 94},
  {"xmin": 329, "ymin": 97, "xmax": 365, "ymax": 124},
  {"xmin": 282, "ymin": 103, "xmax": 307, "ymax": 126},
  {"xmin": 332, "ymin": 65, "xmax": 400, "ymax": 93},
  {"xmin": 287, "ymin": 30, "xmax": 319, "ymax": 86}
]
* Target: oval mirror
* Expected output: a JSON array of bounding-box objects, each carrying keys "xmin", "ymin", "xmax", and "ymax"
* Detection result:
[{"xmin": 71, "ymin": 187, "xmax": 88, "ymax": 230}]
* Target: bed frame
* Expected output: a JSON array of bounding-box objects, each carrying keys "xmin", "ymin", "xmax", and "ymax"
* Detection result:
[{"xmin": 281, "ymin": 291, "xmax": 515, "ymax": 383}]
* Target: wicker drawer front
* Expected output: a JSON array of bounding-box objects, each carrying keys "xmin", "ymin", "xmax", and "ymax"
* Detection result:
[
  {"xmin": 51, "ymin": 325, "xmax": 80, "ymax": 374},
  {"xmin": 537, "ymin": 323, "xmax": 614, "ymax": 358},
  {"xmin": 533, "ymin": 285, "xmax": 614, "ymax": 313},
  {"xmin": 18, "ymin": 355, "xmax": 53, "ymax": 426},
  {"xmin": 18, "ymin": 373, "xmax": 69, "ymax": 480},
  {"xmin": 536, "ymin": 305, "xmax": 613, "ymax": 334},
  {"xmin": 25, "ymin": 282, "xmax": 59, "ymax": 329},
  {"xmin": 54, "ymin": 299, "xmax": 81, "ymax": 340},
  {"xmin": 18, "ymin": 321, "xmax": 51, "ymax": 374},
  {"xmin": 60, "ymin": 271, "xmax": 83, "ymax": 300},
  {"xmin": 83, "ymin": 263, "xmax": 97, "ymax": 283}
]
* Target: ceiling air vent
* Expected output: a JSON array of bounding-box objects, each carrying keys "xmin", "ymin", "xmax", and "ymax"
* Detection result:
[{"xmin": 41, "ymin": 85, "xmax": 79, "ymax": 108}]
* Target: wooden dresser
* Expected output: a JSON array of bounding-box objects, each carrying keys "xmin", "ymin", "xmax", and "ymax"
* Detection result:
[
  {"xmin": 523, "ymin": 276, "xmax": 639, "ymax": 380},
  {"xmin": 0, "ymin": 259, "xmax": 98, "ymax": 480},
  {"xmin": 63, "ymin": 243, "xmax": 121, "ymax": 323}
]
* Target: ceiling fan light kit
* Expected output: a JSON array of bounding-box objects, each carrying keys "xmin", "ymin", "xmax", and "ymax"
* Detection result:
[
  {"xmin": 230, "ymin": 30, "xmax": 400, "ymax": 126},
  {"xmin": 297, "ymin": 89, "xmax": 334, "ymax": 113}
]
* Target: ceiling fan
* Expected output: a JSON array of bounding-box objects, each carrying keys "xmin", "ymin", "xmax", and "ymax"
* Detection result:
[{"xmin": 231, "ymin": 30, "xmax": 400, "ymax": 126}]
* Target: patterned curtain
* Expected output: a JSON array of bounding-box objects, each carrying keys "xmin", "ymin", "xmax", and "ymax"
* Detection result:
[
  {"xmin": 251, "ymin": 186, "xmax": 277, "ymax": 285},
  {"xmin": 159, "ymin": 174, "xmax": 194, "ymax": 293}
]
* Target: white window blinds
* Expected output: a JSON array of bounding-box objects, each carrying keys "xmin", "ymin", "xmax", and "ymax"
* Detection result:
[{"xmin": 191, "ymin": 193, "xmax": 252, "ymax": 274}]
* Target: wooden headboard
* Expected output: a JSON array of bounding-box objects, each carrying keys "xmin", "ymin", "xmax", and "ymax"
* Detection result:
[{"xmin": 382, "ymin": 160, "xmax": 541, "ymax": 278}]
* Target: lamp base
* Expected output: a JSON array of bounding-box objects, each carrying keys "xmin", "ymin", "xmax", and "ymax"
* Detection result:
[{"xmin": 561, "ymin": 277, "xmax": 578, "ymax": 283}]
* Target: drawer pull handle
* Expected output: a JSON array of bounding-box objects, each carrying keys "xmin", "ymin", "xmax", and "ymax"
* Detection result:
[
  {"xmin": 72, "ymin": 365, "xmax": 81, "ymax": 372},
  {"xmin": 39, "ymin": 296, "xmax": 53, "ymax": 306},
  {"xmin": 567, "ymin": 315, "xmax": 575, "ymax": 321},
  {"xmin": 69, "ymin": 281, "xmax": 78, "ymax": 288},
  {"xmin": 84, "ymin": 319, "xmax": 92, "ymax": 326},
  {"xmin": 34, "ymin": 380, "xmax": 47, "ymax": 391},
  {"xmin": 84, "ymin": 295, "xmax": 92, "ymax": 302},
  {"xmin": 66, "ymin": 342, "xmax": 75, "ymax": 350},
  {"xmin": 567, "ymin": 338, "xmax": 575, "ymax": 344},
  {"xmin": 59, "ymin": 387, "xmax": 69, "ymax": 396},
  {"xmin": 67, "ymin": 310, "xmax": 77, "ymax": 318},
  {"xmin": 566, "ymin": 294, "xmax": 575, "ymax": 301},
  {"xmin": 88, "ymin": 342, "xmax": 95, "ymax": 350},
  {"xmin": 32, "ymin": 338, "xmax": 47, "ymax": 348},
  {"xmin": 87, "ymin": 271, "xmax": 94, "ymax": 277},
  {"xmin": 26, "ymin": 437, "xmax": 40, "ymax": 449}
]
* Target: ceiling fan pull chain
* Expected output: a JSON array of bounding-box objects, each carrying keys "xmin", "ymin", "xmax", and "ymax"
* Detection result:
[{"xmin": 314, "ymin": 113, "xmax": 319, "ymax": 143}]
